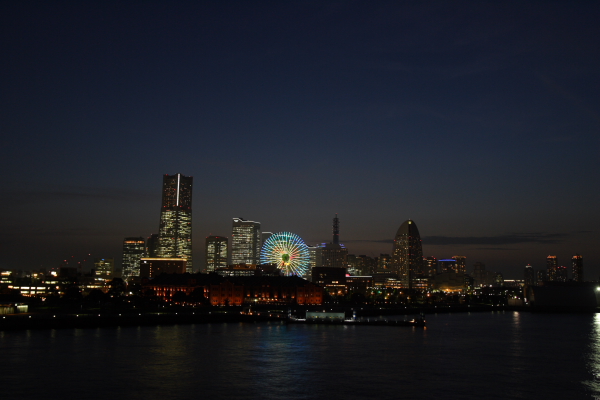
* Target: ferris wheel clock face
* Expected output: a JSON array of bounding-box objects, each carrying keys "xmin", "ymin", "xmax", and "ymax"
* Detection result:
[{"xmin": 260, "ymin": 232, "xmax": 310, "ymax": 276}]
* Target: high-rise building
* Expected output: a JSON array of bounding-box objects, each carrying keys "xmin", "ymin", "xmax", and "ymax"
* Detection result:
[
  {"xmin": 354, "ymin": 255, "xmax": 377, "ymax": 275},
  {"xmin": 556, "ymin": 265, "xmax": 568, "ymax": 282},
  {"xmin": 439, "ymin": 259, "xmax": 457, "ymax": 274},
  {"xmin": 452, "ymin": 256, "xmax": 467, "ymax": 274},
  {"xmin": 494, "ymin": 272, "xmax": 504, "ymax": 286},
  {"xmin": 472, "ymin": 262, "xmax": 486, "ymax": 287},
  {"xmin": 122, "ymin": 237, "xmax": 146, "ymax": 281},
  {"xmin": 537, "ymin": 269, "xmax": 546, "ymax": 284},
  {"xmin": 231, "ymin": 218, "xmax": 261, "ymax": 265},
  {"xmin": 546, "ymin": 255, "xmax": 557, "ymax": 281},
  {"xmin": 424, "ymin": 256, "xmax": 438, "ymax": 278},
  {"xmin": 307, "ymin": 244, "xmax": 323, "ymax": 275},
  {"xmin": 320, "ymin": 215, "xmax": 348, "ymax": 268},
  {"xmin": 524, "ymin": 264, "xmax": 535, "ymax": 287},
  {"xmin": 391, "ymin": 219, "xmax": 424, "ymax": 289},
  {"xmin": 572, "ymin": 254, "xmax": 583, "ymax": 282},
  {"xmin": 345, "ymin": 253, "xmax": 357, "ymax": 273},
  {"xmin": 146, "ymin": 233, "xmax": 159, "ymax": 258},
  {"xmin": 94, "ymin": 258, "xmax": 114, "ymax": 283},
  {"xmin": 157, "ymin": 174, "xmax": 193, "ymax": 272},
  {"xmin": 378, "ymin": 254, "xmax": 392, "ymax": 271},
  {"xmin": 206, "ymin": 236, "xmax": 228, "ymax": 273}
]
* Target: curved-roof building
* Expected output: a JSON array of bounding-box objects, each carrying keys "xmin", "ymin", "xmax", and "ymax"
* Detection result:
[{"xmin": 391, "ymin": 219, "xmax": 424, "ymax": 289}]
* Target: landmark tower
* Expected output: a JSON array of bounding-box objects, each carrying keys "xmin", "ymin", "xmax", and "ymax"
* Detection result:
[
  {"xmin": 157, "ymin": 173, "xmax": 193, "ymax": 272},
  {"xmin": 321, "ymin": 214, "xmax": 348, "ymax": 268}
]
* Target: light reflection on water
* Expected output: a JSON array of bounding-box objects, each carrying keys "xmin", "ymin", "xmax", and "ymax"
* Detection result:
[
  {"xmin": 583, "ymin": 314, "xmax": 600, "ymax": 393},
  {"xmin": 0, "ymin": 312, "xmax": 599, "ymax": 400}
]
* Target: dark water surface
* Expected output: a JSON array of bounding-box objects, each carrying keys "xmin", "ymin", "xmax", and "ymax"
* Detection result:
[{"xmin": 1, "ymin": 312, "xmax": 599, "ymax": 399}]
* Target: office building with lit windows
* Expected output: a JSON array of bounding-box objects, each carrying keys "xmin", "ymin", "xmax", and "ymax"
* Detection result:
[
  {"xmin": 547, "ymin": 255, "xmax": 558, "ymax": 281},
  {"xmin": 121, "ymin": 237, "xmax": 146, "ymax": 281},
  {"xmin": 573, "ymin": 254, "xmax": 583, "ymax": 282},
  {"xmin": 157, "ymin": 174, "xmax": 193, "ymax": 272},
  {"xmin": 94, "ymin": 258, "xmax": 114, "ymax": 283},
  {"xmin": 424, "ymin": 256, "xmax": 438, "ymax": 278},
  {"xmin": 452, "ymin": 256, "xmax": 467, "ymax": 273},
  {"xmin": 391, "ymin": 219, "xmax": 424, "ymax": 289},
  {"xmin": 231, "ymin": 218, "xmax": 261, "ymax": 265},
  {"xmin": 439, "ymin": 259, "xmax": 458, "ymax": 274},
  {"xmin": 206, "ymin": 236, "xmax": 228, "ymax": 272}
]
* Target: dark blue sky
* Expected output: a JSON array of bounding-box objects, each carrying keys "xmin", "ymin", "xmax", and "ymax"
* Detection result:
[{"xmin": 1, "ymin": 1, "xmax": 599, "ymax": 278}]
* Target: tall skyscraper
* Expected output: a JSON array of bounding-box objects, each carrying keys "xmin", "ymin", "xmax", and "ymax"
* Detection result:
[
  {"xmin": 391, "ymin": 219, "xmax": 424, "ymax": 289},
  {"xmin": 122, "ymin": 237, "xmax": 146, "ymax": 281},
  {"xmin": 321, "ymin": 214, "xmax": 348, "ymax": 268},
  {"xmin": 572, "ymin": 254, "xmax": 583, "ymax": 282},
  {"xmin": 524, "ymin": 264, "xmax": 535, "ymax": 287},
  {"xmin": 205, "ymin": 236, "xmax": 228, "ymax": 272},
  {"xmin": 452, "ymin": 256, "xmax": 467, "ymax": 273},
  {"xmin": 157, "ymin": 174, "xmax": 193, "ymax": 272},
  {"xmin": 546, "ymin": 255, "xmax": 557, "ymax": 281},
  {"xmin": 231, "ymin": 218, "xmax": 261, "ymax": 265}
]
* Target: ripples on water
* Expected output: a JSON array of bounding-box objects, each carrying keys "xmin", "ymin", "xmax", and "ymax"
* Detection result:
[{"xmin": 1, "ymin": 312, "xmax": 599, "ymax": 400}]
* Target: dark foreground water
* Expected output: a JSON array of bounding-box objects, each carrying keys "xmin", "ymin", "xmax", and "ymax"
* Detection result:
[{"xmin": 1, "ymin": 311, "xmax": 600, "ymax": 399}]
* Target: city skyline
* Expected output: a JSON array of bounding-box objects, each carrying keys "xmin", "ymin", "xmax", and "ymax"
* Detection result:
[{"xmin": 1, "ymin": 2, "xmax": 599, "ymax": 278}]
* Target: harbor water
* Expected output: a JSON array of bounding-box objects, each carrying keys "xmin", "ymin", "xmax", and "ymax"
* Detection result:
[{"xmin": 1, "ymin": 311, "xmax": 598, "ymax": 399}]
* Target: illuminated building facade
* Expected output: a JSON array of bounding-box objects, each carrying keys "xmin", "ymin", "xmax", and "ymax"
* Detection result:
[
  {"xmin": 572, "ymin": 254, "xmax": 583, "ymax": 282},
  {"xmin": 424, "ymin": 256, "xmax": 438, "ymax": 278},
  {"xmin": 391, "ymin": 220, "xmax": 424, "ymax": 289},
  {"xmin": 121, "ymin": 237, "xmax": 146, "ymax": 281},
  {"xmin": 94, "ymin": 258, "xmax": 114, "ymax": 283},
  {"xmin": 452, "ymin": 256, "xmax": 467, "ymax": 273},
  {"xmin": 144, "ymin": 274, "xmax": 323, "ymax": 305},
  {"xmin": 546, "ymin": 255, "xmax": 558, "ymax": 281},
  {"xmin": 321, "ymin": 243, "xmax": 348, "ymax": 268},
  {"xmin": 306, "ymin": 244, "xmax": 323, "ymax": 278},
  {"xmin": 231, "ymin": 218, "xmax": 261, "ymax": 265},
  {"xmin": 157, "ymin": 174, "xmax": 193, "ymax": 272},
  {"xmin": 205, "ymin": 236, "xmax": 228, "ymax": 272},
  {"xmin": 378, "ymin": 254, "xmax": 392, "ymax": 271}
]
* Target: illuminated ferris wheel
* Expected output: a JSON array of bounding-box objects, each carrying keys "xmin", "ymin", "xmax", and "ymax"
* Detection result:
[{"xmin": 260, "ymin": 232, "xmax": 310, "ymax": 276}]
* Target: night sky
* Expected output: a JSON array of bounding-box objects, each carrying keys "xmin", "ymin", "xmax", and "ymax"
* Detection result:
[{"xmin": 1, "ymin": 1, "xmax": 599, "ymax": 279}]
